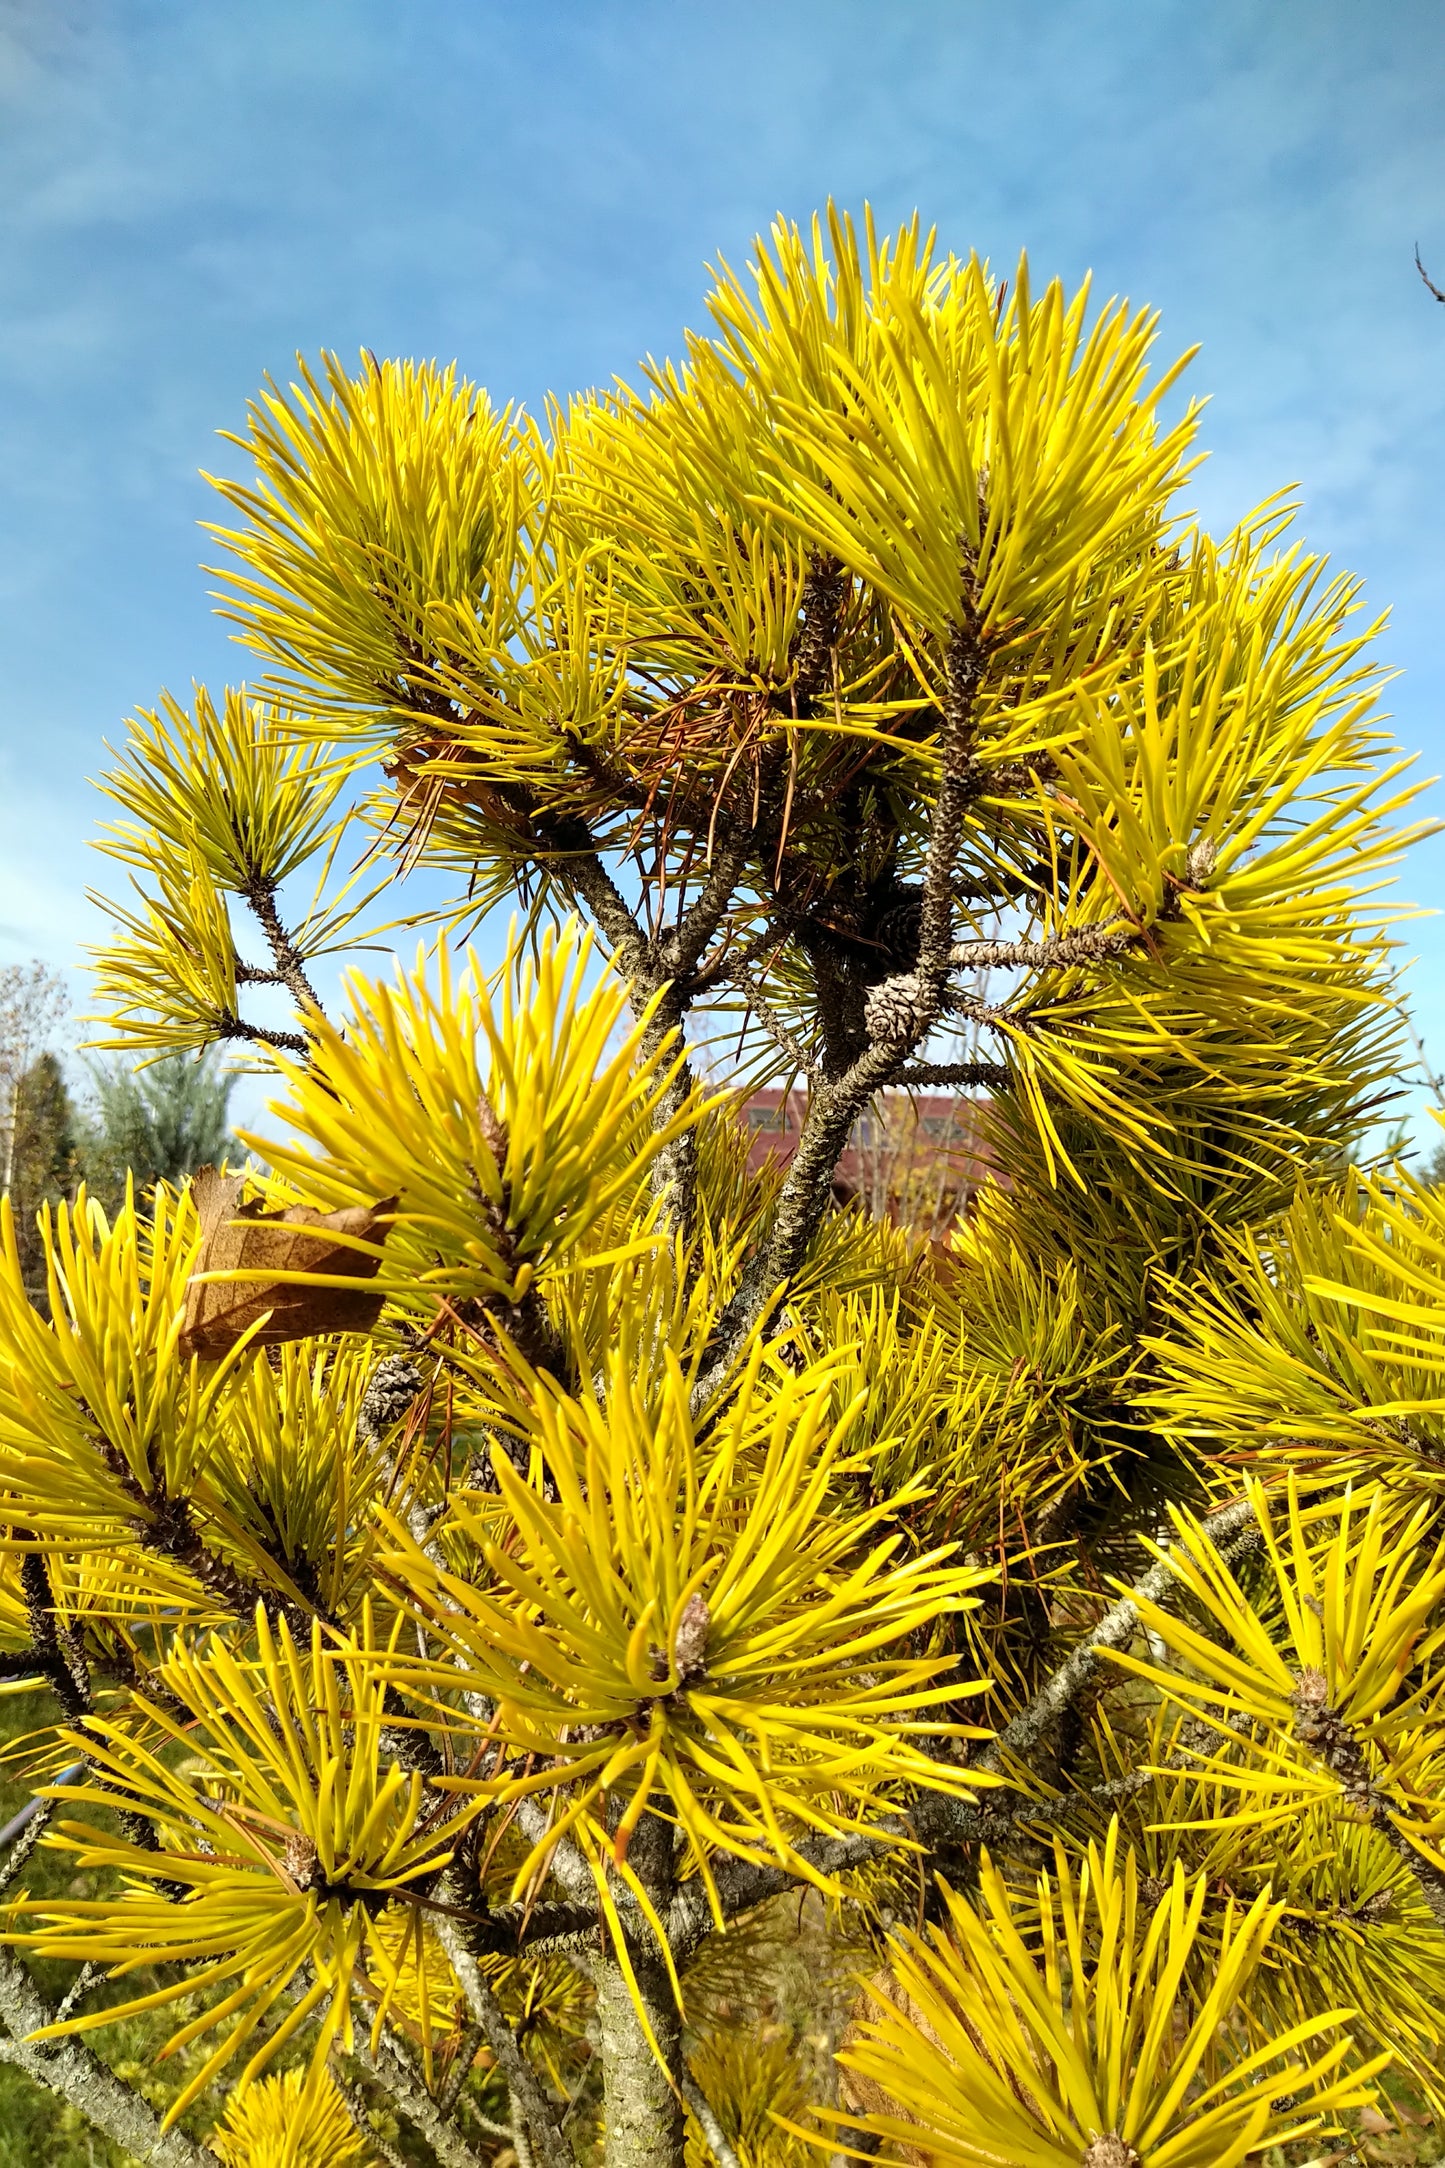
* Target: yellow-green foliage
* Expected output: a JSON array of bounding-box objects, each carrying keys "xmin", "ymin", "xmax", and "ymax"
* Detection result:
[
  {"xmin": 382, "ymin": 1337, "xmax": 994, "ymax": 1911},
  {"xmin": 212, "ymin": 2067, "xmax": 376, "ymax": 2167},
  {"xmin": 10, "ymin": 1611, "xmax": 476, "ymax": 2116},
  {"xmin": 0, "ymin": 205, "xmax": 1440, "ymax": 2168},
  {"xmin": 836, "ymin": 1824, "xmax": 1384, "ymax": 2167},
  {"xmin": 248, "ymin": 928, "xmax": 692, "ymax": 1313}
]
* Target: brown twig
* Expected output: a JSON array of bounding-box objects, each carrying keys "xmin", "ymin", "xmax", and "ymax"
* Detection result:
[
  {"xmin": 948, "ymin": 923, "xmax": 1139, "ymax": 971},
  {"xmin": 243, "ymin": 877, "xmax": 324, "ymax": 1014},
  {"xmin": 431, "ymin": 1902, "xmax": 575, "ymax": 2168}
]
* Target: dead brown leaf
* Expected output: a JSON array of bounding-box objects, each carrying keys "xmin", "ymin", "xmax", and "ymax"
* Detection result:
[
  {"xmin": 179, "ymin": 1166, "xmax": 398, "ymax": 1362},
  {"xmin": 835, "ymin": 1969, "xmax": 940, "ymax": 2168}
]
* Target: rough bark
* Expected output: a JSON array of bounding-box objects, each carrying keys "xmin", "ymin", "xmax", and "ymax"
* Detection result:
[
  {"xmin": 596, "ymin": 1948, "xmax": 683, "ymax": 2168},
  {"xmin": 0, "ymin": 1948, "xmax": 212, "ymax": 2166},
  {"xmin": 348, "ymin": 2027, "xmax": 492, "ymax": 2168},
  {"xmin": 596, "ymin": 1815, "xmax": 684, "ymax": 2168}
]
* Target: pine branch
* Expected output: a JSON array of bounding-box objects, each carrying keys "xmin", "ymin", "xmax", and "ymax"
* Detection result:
[
  {"xmin": 52, "ymin": 1963, "xmax": 100, "ymax": 2026},
  {"xmin": 0, "ymin": 1792, "xmax": 63, "ymax": 1895},
  {"xmin": 726, "ymin": 976, "xmax": 818, "ymax": 1084},
  {"xmin": 934, "ymin": 984, "xmax": 1035, "ymax": 1036},
  {"xmin": 243, "ymin": 877, "xmax": 324, "ymax": 1014},
  {"xmin": 682, "ymin": 2072, "xmax": 744, "ymax": 2168},
  {"xmin": 669, "ymin": 1831, "xmax": 894, "ymax": 1950},
  {"xmin": 94, "ymin": 1432, "xmax": 305, "ymax": 1636},
  {"xmin": 948, "ymin": 922, "xmax": 1138, "ymax": 971},
  {"xmin": 679, "ymin": 1512, "xmax": 1264, "ymax": 1880},
  {"xmin": 671, "ymin": 1711, "xmax": 1262, "ymax": 1949},
  {"xmin": 514, "ymin": 1801, "xmax": 596, "ymax": 1906},
  {"xmin": 917, "ymin": 626, "xmax": 986, "ymax": 984},
  {"xmin": 214, "ymin": 1009, "xmax": 312, "ymax": 1058},
  {"xmin": 0, "ymin": 1947, "xmax": 212, "ymax": 2167},
  {"xmin": 666, "ymin": 828, "xmax": 753, "ymax": 981},
  {"xmin": 693, "ymin": 1034, "xmax": 905, "ymax": 1404},
  {"xmin": 685, "ymin": 920, "xmax": 786, "ymax": 997},
  {"xmin": 527, "ymin": 802, "xmax": 712, "ymax": 1242},
  {"xmin": 1372, "ymin": 1815, "xmax": 1445, "ymax": 1926},
  {"xmin": 897, "ymin": 1060, "xmax": 1011, "ymax": 1090},
  {"xmin": 676, "ymin": 1742, "xmax": 1265, "ymax": 1945},
  {"xmin": 696, "ymin": 628, "xmax": 991, "ymax": 1394},
  {"xmin": 483, "ymin": 1900, "xmax": 600, "ymax": 1961},
  {"xmin": 334, "ymin": 2068, "xmax": 411, "ymax": 2168},
  {"xmin": 634, "ymin": 977, "xmax": 702, "ymax": 1242},
  {"xmin": 515, "ymin": 800, "xmax": 648, "ymax": 977},
  {"xmin": 139, "ymin": 1486, "xmax": 276, "ymax": 1624},
  {"xmin": 437, "ymin": 2019, "xmax": 488, "ymax": 2116},
  {"xmin": 349, "ymin": 2026, "xmax": 491, "ymax": 2168},
  {"xmin": 1290, "ymin": 1672, "xmax": 1445, "ymax": 1929},
  {"xmin": 512, "ymin": 2110, "xmax": 537, "ymax": 2167},
  {"xmin": 20, "ymin": 1551, "xmax": 90, "ymax": 1718},
  {"xmin": 788, "ymin": 552, "xmax": 847, "ymax": 712},
  {"xmin": 975, "ymin": 1497, "xmax": 1258, "ymax": 1777},
  {"xmin": 431, "ymin": 1902, "xmax": 575, "ymax": 2168}
]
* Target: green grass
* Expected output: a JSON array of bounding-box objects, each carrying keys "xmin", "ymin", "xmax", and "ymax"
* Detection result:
[{"xmin": 0, "ymin": 1688, "xmax": 244, "ymax": 2167}]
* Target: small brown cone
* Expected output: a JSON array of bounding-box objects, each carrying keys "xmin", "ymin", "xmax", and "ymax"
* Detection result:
[
  {"xmin": 672, "ymin": 1592, "xmax": 710, "ymax": 1684},
  {"xmin": 1082, "ymin": 2137, "xmax": 1140, "ymax": 2168}
]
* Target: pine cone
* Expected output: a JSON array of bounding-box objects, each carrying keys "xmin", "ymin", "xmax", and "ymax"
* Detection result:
[
  {"xmin": 359, "ymin": 1355, "xmax": 422, "ymax": 1446},
  {"xmin": 865, "ymin": 972, "xmax": 928, "ymax": 1046},
  {"xmin": 1083, "ymin": 2138, "xmax": 1140, "ymax": 2168}
]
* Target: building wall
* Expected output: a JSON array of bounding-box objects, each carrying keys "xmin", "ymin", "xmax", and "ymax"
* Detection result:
[{"xmin": 736, "ymin": 1086, "xmax": 995, "ymax": 1227}]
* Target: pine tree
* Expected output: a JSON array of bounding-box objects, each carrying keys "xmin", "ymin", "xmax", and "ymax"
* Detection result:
[
  {"xmin": 81, "ymin": 1050, "xmax": 237, "ymax": 1213},
  {"xmin": 7, "ymin": 1050, "xmax": 80, "ymax": 1301},
  {"xmin": 0, "ymin": 209, "xmax": 1439, "ymax": 2166},
  {"xmin": 0, "ymin": 961, "xmax": 70, "ymax": 1199}
]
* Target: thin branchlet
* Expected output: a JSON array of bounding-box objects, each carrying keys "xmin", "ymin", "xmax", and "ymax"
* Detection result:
[{"xmin": 243, "ymin": 877, "xmax": 325, "ymax": 1013}]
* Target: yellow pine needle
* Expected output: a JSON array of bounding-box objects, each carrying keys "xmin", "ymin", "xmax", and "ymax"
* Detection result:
[
  {"xmin": 235, "ymin": 924, "xmax": 704, "ymax": 1317},
  {"xmin": 5, "ymin": 1610, "xmax": 479, "ymax": 2123},
  {"xmin": 380, "ymin": 1333, "xmax": 995, "ymax": 1915},
  {"xmin": 829, "ymin": 1822, "xmax": 1383, "ymax": 2167},
  {"xmin": 211, "ymin": 2066, "xmax": 375, "ymax": 2168}
]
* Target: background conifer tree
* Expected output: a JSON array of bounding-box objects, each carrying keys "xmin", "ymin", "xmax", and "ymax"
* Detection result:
[
  {"xmin": 8, "ymin": 1050, "xmax": 80, "ymax": 1302},
  {"xmin": 81, "ymin": 1051, "xmax": 238, "ymax": 1215},
  {"xmin": 0, "ymin": 209, "xmax": 1438, "ymax": 2167}
]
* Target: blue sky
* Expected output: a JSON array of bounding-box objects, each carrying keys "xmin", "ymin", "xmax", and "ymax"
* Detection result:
[{"xmin": 1, "ymin": 0, "xmax": 1443, "ymax": 1121}]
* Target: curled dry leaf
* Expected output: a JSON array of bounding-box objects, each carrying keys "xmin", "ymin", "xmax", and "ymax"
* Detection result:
[
  {"xmin": 837, "ymin": 1969, "xmax": 938, "ymax": 2168},
  {"xmin": 179, "ymin": 1165, "xmax": 398, "ymax": 1361}
]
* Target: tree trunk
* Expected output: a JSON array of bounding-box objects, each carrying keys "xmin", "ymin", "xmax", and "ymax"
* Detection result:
[{"xmin": 597, "ymin": 1816, "xmax": 684, "ymax": 2168}]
